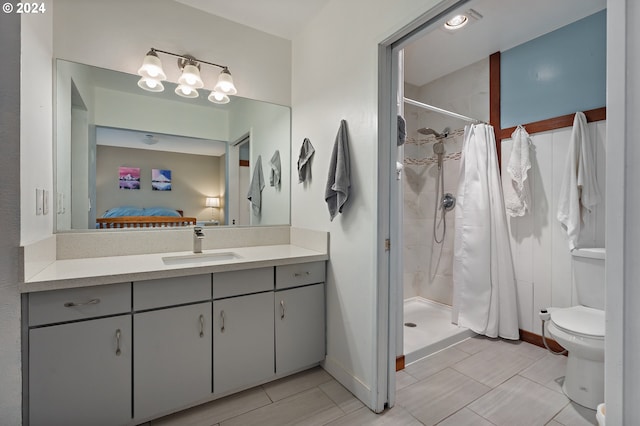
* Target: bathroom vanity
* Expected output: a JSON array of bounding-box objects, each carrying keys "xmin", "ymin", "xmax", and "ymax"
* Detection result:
[{"xmin": 21, "ymin": 228, "xmax": 328, "ymax": 426}]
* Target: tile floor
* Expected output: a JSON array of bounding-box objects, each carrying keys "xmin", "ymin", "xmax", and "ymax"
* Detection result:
[{"xmin": 145, "ymin": 336, "xmax": 598, "ymax": 426}]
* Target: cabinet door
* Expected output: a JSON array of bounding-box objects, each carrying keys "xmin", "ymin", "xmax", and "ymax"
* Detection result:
[
  {"xmin": 213, "ymin": 292, "xmax": 274, "ymax": 394},
  {"xmin": 275, "ymin": 284, "xmax": 325, "ymax": 374},
  {"xmin": 134, "ymin": 303, "xmax": 212, "ymax": 420},
  {"xmin": 29, "ymin": 315, "xmax": 132, "ymax": 426}
]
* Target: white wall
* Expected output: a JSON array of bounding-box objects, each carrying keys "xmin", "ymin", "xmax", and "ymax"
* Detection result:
[
  {"xmin": 93, "ymin": 87, "xmax": 229, "ymax": 142},
  {"xmin": 0, "ymin": 10, "xmax": 22, "ymax": 424},
  {"xmin": 501, "ymin": 121, "xmax": 606, "ymax": 334},
  {"xmin": 291, "ymin": 0, "xmax": 442, "ymax": 409},
  {"xmin": 21, "ymin": 1, "xmax": 53, "ymax": 244},
  {"xmin": 229, "ymin": 99, "xmax": 291, "ymax": 226},
  {"xmin": 53, "ymin": 0, "xmax": 291, "ymax": 106}
]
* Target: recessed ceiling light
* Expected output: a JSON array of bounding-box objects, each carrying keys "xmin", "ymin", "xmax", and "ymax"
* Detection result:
[{"xmin": 444, "ymin": 14, "xmax": 469, "ymax": 30}]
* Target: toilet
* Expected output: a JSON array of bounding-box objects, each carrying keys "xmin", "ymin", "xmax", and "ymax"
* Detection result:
[{"xmin": 546, "ymin": 247, "xmax": 605, "ymax": 410}]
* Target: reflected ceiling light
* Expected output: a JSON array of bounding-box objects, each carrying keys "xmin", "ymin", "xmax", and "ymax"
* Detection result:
[
  {"xmin": 137, "ymin": 47, "xmax": 237, "ymax": 103},
  {"xmin": 175, "ymin": 84, "xmax": 199, "ymax": 99},
  {"xmin": 444, "ymin": 14, "xmax": 469, "ymax": 30},
  {"xmin": 137, "ymin": 77, "xmax": 165, "ymax": 92},
  {"xmin": 208, "ymin": 90, "xmax": 230, "ymax": 104}
]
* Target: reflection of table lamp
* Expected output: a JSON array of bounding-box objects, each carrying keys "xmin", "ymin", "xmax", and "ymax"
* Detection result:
[{"xmin": 205, "ymin": 197, "xmax": 220, "ymax": 221}]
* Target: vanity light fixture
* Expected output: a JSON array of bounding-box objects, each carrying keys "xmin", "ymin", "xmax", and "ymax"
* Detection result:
[{"xmin": 137, "ymin": 48, "xmax": 237, "ymax": 104}]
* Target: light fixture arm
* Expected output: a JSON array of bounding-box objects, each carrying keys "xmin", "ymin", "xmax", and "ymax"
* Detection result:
[{"xmin": 150, "ymin": 48, "xmax": 229, "ymax": 71}]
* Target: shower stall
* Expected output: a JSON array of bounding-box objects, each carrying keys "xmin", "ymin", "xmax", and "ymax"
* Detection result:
[{"xmin": 401, "ymin": 110, "xmax": 473, "ymax": 364}]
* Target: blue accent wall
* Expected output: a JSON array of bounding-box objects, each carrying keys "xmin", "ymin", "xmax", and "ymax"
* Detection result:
[{"xmin": 501, "ymin": 10, "xmax": 606, "ymax": 128}]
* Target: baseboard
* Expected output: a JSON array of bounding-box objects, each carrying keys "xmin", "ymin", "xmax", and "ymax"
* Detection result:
[
  {"xmin": 322, "ymin": 356, "xmax": 374, "ymax": 409},
  {"xmin": 520, "ymin": 329, "xmax": 567, "ymax": 354},
  {"xmin": 396, "ymin": 355, "xmax": 405, "ymax": 371}
]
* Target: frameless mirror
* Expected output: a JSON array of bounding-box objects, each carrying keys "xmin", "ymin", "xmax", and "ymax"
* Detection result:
[{"xmin": 55, "ymin": 59, "xmax": 291, "ymax": 232}]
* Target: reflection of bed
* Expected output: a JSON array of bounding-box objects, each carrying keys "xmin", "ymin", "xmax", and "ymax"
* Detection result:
[{"xmin": 97, "ymin": 207, "xmax": 197, "ymax": 229}]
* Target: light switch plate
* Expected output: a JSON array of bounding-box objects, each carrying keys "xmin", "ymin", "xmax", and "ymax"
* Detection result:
[
  {"xmin": 43, "ymin": 190, "xmax": 49, "ymax": 215},
  {"xmin": 36, "ymin": 189, "xmax": 43, "ymax": 215}
]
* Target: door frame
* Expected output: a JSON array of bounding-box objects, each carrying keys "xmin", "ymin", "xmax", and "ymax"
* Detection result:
[{"xmin": 375, "ymin": 0, "xmax": 473, "ymax": 409}]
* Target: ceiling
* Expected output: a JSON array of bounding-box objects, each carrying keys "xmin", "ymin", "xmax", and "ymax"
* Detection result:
[
  {"xmin": 174, "ymin": 0, "xmax": 331, "ymax": 40},
  {"xmin": 173, "ymin": 0, "xmax": 604, "ymax": 88},
  {"xmin": 97, "ymin": 127, "xmax": 227, "ymax": 157},
  {"xmin": 402, "ymin": 0, "xmax": 605, "ymax": 87}
]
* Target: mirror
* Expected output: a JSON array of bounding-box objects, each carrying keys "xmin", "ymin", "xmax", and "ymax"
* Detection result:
[{"xmin": 55, "ymin": 59, "xmax": 291, "ymax": 232}]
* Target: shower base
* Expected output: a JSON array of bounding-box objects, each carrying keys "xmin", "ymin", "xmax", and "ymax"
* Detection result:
[{"xmin": 403, "ymin": 297, "xmax": 474, "ymax": 365}]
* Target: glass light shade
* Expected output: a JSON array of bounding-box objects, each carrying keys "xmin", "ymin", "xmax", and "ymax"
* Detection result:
[
  {"xmin": 178, "ymin": 64, "xmax": 204, "ymax": 88},
  {"xmin": 138, "ymin": 52, "xmax": 167, "ymax": 80},
  {"xmin": 208, "ymin": 91, "xmax": 230, "ymax": 104},
  {"xmin": 175, "ymin": 84, "xmax": 199, "ymax": 98},
  {"xmin": 213, "ymin": 69, "xmax": 237, "ymax": 95},
  {"xmin": 137, "ymin": 77, "xmax": 165, "ymax": 92},
  {"xmin": 205, "ymin": 197, "xmax": 220, "ymax": 208}
]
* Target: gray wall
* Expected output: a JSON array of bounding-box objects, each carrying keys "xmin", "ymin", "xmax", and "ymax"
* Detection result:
[{"xmin": 0, "ymin": 10, "xmax": 22, "ymax": 425}]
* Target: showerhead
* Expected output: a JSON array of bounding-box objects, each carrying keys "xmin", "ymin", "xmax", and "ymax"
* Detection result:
[
  {"xmin": 417, "ymin": 127, "xmax": 441, "ymax": 137},
  {"xmin": 417, "ymin": 127, "xmax": 450, "ymax": 138}
]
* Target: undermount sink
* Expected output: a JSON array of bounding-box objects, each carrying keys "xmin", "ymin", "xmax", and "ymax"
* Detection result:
[{"xmin": 162, "ymin": 252, "xmax": 241, "ymax": 265}]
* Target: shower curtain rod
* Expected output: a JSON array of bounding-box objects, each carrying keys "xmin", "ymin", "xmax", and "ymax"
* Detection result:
[{"xmin": 403, "ymin": 97, "xmax": 483, "ymax": 124}]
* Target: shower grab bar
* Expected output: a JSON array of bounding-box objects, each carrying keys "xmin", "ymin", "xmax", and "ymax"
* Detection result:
[{"xmin": 403, "ymin": 97, "xmax": 483, "ymax": 124}]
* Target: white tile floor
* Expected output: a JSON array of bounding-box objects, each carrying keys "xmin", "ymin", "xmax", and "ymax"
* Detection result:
[
  {"xmin": 145, "ymin": 336, "xmax": 598, "ymax": 426},
  {"xmin": 403, "ymin": 297, "xmax": 474, "ymax": 364}
]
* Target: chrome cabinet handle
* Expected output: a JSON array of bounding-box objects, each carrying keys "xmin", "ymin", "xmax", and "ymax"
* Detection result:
[
  {"xmin": 220, "ymin": 310, "xmax": 225, "ymax": 333},
  {"xmin": 280, "ymin": 300, "xmax": 285, "ymax": 319},
  {"xmin": 199, "ymin": 314, "xmax": 205, "ymax": 338},
  {"xmin": 115, "ymin": 329, "xmax": 122, "ymax": 356},
  {"xmin": 294, "ymin": 271, "xmax": 311, "ymax": 277},
  {"xmin": 64, "ymin": 298, "xmax": 100, "ymax": 308}
]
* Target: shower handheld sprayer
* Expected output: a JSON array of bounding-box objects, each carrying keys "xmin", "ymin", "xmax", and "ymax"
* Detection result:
[{"xmin": 417, "ymin": 127, "xmax": 456, "ymax": 244}]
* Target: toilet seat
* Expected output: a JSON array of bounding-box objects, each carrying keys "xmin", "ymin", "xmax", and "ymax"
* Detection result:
[{"xmin": 550, "ymin": 306, "xmax": 604, "ymax": 339}]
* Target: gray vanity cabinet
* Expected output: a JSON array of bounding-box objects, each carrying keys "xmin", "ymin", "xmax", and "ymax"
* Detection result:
[
  {"xmin": 133, "ymin": 302, "xmax": 212, "ymax": 419},
  {"xmin": 27, "ymin": 282, "xmax": 132, "ymax": 426},
  {"xmin": 274, "ymin": 262, "xmax": 326, "ymax": 374},
  {"xmin": 29, "ymin": 315, "xmax": 132, "ymax": 426},
  {"xmin": 212, "ymin": 268, "xmax": 275, "ymax": 394},
  {"xmin": 132, "ymin": 274, "xmax": 212, "ymax": 421},
  {"xmin": 275, "ymin": 283, "xmax": 326, "ymax": 374}
]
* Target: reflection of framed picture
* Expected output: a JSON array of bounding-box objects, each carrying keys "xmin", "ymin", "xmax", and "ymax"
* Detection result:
[
  {"xmin": 119, "ymin": 167, "xmax": 140, "ymax": 190},
  {"xmin": 152, "ymin": 169, "xmax": 172, "ymax": 191}
]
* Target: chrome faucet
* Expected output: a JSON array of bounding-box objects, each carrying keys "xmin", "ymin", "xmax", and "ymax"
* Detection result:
[{"xmin": 193, "ymin": 226, "xmax": 205, "ymax": 253}]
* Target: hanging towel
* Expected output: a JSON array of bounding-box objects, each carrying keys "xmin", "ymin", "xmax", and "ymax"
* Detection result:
[
  {"xmin": 247, "ymin": 155, "xmax": 265, "ymax": 215},
  {"xmin": 297, "ymin": 138, "xmax": 315, "ymax": 183},
  {"xmin": 557, "ymin": 112, "xmax": 601, "ymax": 250},
  {"xmin": 325, "ymin": 120, "xmax": 351, "ymax": 221},
  {"xmin": 269, "ymin": 150, "xmax": 281, "ymax": 187},
  {"xmin": 453, "ymin": 123, "xmax": 519, "ymax": 340},
  {"xmin": 504, "ymin": 125, "xmax": 532, "ymax": 217},
  {"xmin": 397, "ymin": 115, "xmax": 407, "ymax": 146}
]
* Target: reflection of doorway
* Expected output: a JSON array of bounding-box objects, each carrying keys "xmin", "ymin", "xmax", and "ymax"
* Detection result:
[
  {"xmin": 238, "ymin": 139, "xmax": 250, "ymax": 225},
  {"xmin": 228, "ymin": 133, "xmax": 251, "ymax": 226}
]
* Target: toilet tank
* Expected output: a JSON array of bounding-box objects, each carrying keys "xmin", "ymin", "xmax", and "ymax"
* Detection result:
[{"xmin": 572, "ymin": 248, "xmax": 606, "ymax": 309}]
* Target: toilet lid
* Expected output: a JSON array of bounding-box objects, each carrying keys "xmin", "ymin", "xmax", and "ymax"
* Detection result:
[{"xmin": 550, "ymin": 306, "xmax": 605, "ymax": 338}]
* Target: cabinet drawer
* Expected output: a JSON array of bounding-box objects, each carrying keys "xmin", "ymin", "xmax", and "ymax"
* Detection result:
[
  {"xmin": 28, "ymin": 283, "xmax": 131, "ymax": 327},
  {"xmin": 275, "ymin": 262, "xmax": 325, "ymax": 289},
  {"xmin": 134, "ymin": 275, "xmax": 211, "ymax": 311},
  {"xmin": 213, "ymin": 267, "xmax": 273, "ymax": 299}
]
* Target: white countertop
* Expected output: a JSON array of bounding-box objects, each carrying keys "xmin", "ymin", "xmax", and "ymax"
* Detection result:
[{"xmin": 22, "ymin": 244, "xmax": 328, "ymax": 293}]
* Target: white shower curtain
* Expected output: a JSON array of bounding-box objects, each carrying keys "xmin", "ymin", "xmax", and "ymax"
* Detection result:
[{"xmin": 452, "ymin": 123, "xmax": 519, "ymax": 339}]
